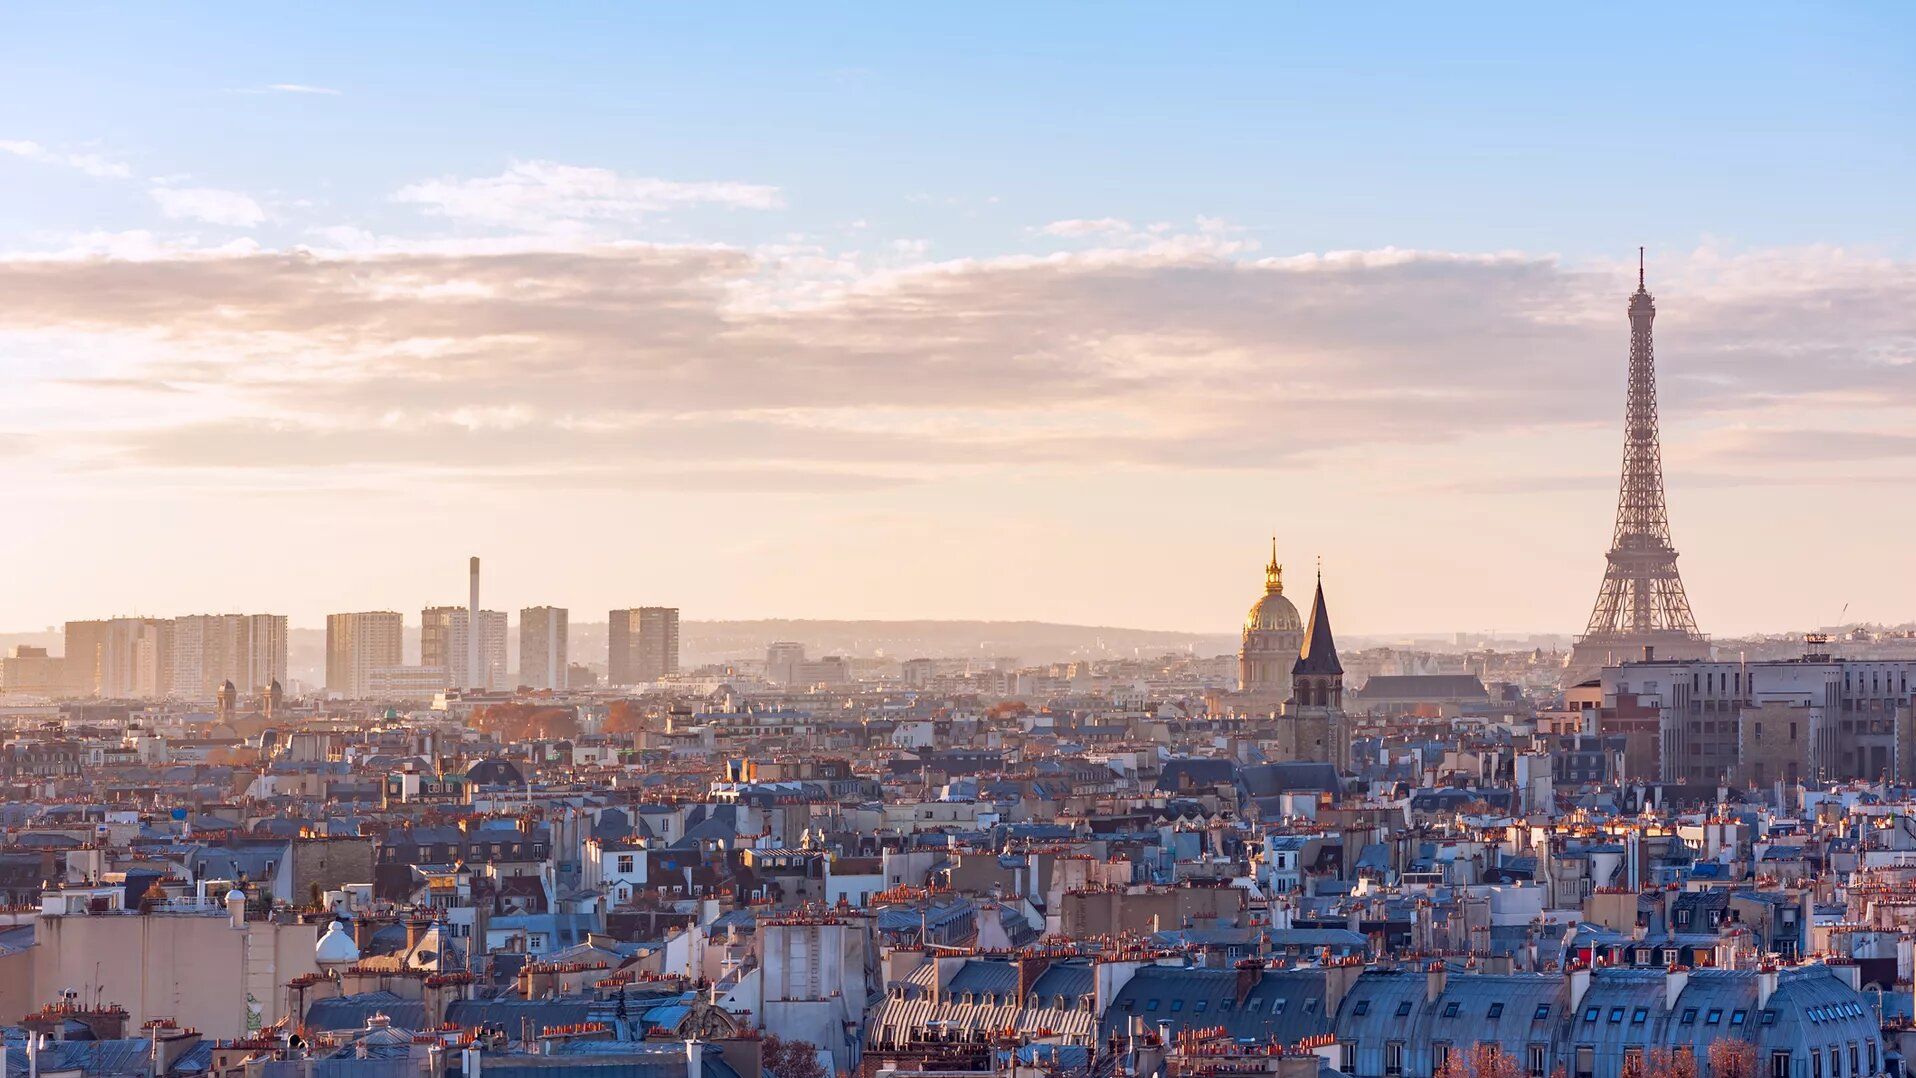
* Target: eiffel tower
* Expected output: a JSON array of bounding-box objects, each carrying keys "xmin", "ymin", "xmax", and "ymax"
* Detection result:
[{"xmin": 1563, "ymin": 251, "xmax": 1709, "ymax": 686}]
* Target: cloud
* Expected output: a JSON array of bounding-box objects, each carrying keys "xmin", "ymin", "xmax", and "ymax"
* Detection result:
[
  {"xmin": 1038, "ymin": 218, "xmax": 1134, "ymax": 238},
  {"xmin": 392, "ymin": 160, "xmax": 783, "ymax": 232},
  {"xmin": 149, "ymin": 186, "xmax": 269, "ymax": 227},
  {"xmin": 236, "ymin": 83, "xmax": 343, "ymax": 96},
  {"xmin": 0, "ymin": 240, "xmax": 1911, "ymax": 496},
  {"xmin": 1697, "ymin": 428, "xmax": 1916, "ymax": 464},
  {"xmin": 0, "ymin": 139, "xmax": 130, "ymax": 179}
]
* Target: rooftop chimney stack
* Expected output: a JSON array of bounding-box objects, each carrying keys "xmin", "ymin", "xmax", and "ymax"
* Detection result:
[{"xmin": 468, "ymin": 556, "xmax": 482, "ymax": 690}]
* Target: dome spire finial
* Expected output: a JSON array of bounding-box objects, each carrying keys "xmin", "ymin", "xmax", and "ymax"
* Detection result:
[{"xmin": 1265, "ymin": 537, "xmax": 1283, "ymax": 594}]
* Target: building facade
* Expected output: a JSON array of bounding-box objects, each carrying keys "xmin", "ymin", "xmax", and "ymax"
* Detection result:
[
  {"xmin": 519, "ymin": 605, "xmax": 569, "ymax": 690},
  {"xmin": 169, "ymin": 613, "xmax": 288, "ymax": 701},
  {"xmin": 421, "ymin": 606, "xmax": 508, "ymax": 690},
  {"xmin": 325, "ymin": 611, "xmax": 404, "ymax": 698},
  {"xmin": 609, "ymin": 606, "xmax": 680, "ymax": 685},
  {"xmin": 1602, "ymin": 652, "xmax": 1916, "ymax": 784},
  {"xmin": 1240, "ymin": 544, "xmax": 1305, "ymax": 698}
]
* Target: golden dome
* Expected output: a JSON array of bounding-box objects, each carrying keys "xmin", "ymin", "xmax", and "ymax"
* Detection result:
[
  {"xmin": 1246, "ymin": 590, "xmax": 1303, "ymax": 633},
  {"xmin": 1245, "ymin": 539, "xmax": 1304, "ymax": 632}
]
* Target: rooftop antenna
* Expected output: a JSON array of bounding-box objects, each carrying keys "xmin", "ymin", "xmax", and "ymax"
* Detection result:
[{"xmin": 1638, "ymin": 246, "xmax": 1645, "ymax": 289}]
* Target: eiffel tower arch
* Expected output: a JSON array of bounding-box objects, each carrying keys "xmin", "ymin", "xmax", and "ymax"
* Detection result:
[{"xmin": 1564, "ymin": 252, "xmax": 1710, "ymax": 687}]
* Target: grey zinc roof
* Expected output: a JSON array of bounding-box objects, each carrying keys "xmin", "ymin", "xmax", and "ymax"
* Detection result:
[
  {"xmin": 1336, "ymin": 969, "xmax": 1571, "ymax": 1078},
  {"xmin": 305, "ymin": 991, "xmax": 427, "ymax": 1032},
  {"xmin": 946, "ymin": 958, "xmax": 1020, "ymax": 997},
  {"xmin": 1099, "ymin": 966, "xmax": 1333, "ymax": 1044}
]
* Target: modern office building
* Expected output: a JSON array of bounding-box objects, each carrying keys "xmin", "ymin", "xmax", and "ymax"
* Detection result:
[
  {"xmin": 765, "ymin": 641, "xmax": 807, "ymax": 685},
  {"xmin": 608, "ymin": 607, "xmax": 680, "ymax": 684},
  {"xmin": 168, "ymin": 613, "xmax": 288, "ymax": 701},
  {"xmin": 60, "ymin": 619, "xmax": 108, "ymax": 696},
  {"xmin": 325, "ymin": 611, "xmax": 404, "ymax": 698},
  {"xmin": 0, "ymin": 646, "xmax": 64, "ymax": 696},
  {"xmin": 1603, "ymin": 646, "xmax": 1916, "ymax": 785},
  {"xmin": 99, "ymin": 617, "xmax": 171, "ymax": 699},
  {"xmin": 421, "ymin": 606, "xmax": 508, "ymax": 690},
  {"xmin": 519, "ymin": 606, "xmax": 569, "ymax": 690}
]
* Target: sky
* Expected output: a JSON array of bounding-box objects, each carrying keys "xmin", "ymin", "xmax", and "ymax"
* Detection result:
[{"xmin": 0, "ymin": 5, "xmax": 1912, "ymax": 636}]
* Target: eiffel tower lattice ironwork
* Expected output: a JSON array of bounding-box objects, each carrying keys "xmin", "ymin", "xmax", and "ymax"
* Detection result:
[{"xmin": 1565, "ymin": 251, "xmax": 1707, "ymax": 684}]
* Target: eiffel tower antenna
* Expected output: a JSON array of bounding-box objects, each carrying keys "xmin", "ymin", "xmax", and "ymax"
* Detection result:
[{"xmin": 1565, "ymin": 251, "xmax": 1707, "ymax": 686}]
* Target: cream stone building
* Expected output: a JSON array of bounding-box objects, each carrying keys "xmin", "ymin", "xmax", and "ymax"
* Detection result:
[{"xmin": 0, "ymin": 883, "xmax": 321, "ymax": 1039}]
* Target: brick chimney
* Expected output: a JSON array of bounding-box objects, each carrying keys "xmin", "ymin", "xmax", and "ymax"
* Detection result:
[
  {"xmin": 1235, "ymin": 959, "xmax": 1262, "ymax": 1004},
  {"xmin": 1016, "ymin": 952, "xmax": 1055, "ymax": 1003}
]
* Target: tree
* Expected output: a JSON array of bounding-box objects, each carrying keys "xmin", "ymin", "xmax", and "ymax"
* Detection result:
[
  {"xmin": 1438, "ymin": 1045, "xmax": 1524, "ymax": 1078},
  {"xmin": 1707, "ymin": 1040, "xmax": 1756, "ymax": 1078},
  {"xmin": 761, "ymin": 1035, "xmax": 828, "ymax": 1078},
  {"xmin": 1649, "ymin": 1047, "xmax": 1699, "ymax": 1078},
  {"xmin": 604, "ymin": 700, "xmax": 647, "ymax": 736},
  {"xmin": 472, "ymin": 703, "xmax": 581, "ymax": 742}
]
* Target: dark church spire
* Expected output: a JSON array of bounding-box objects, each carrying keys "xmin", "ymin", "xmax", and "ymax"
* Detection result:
[{"xmin": 1295, "ymin": 573, "xmax": 1342, "ymax": 676}]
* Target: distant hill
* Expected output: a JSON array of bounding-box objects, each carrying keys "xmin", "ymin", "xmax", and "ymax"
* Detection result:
[
  {"xmin": 295, "ymin": 618, "xmax": 1239, "ymax": 682},
  {"xmin": 3, "ymin": 618, "xmax": 1590, "ymax": 689},
  {"xmin": 3, "ymin": 618, "xmax": 1237, "ymax": 689}
]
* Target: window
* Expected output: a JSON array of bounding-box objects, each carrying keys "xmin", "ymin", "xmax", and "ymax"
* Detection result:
[
  {"xmin": 1272, "ymin": 999, "xmax": 1287, "ymax": 1015},
  {"xmin": 1170, "ymin": 1000, "xmax": 1184, "ymax": 1013},
  {"xmin": 1576, "ymin": 1046, "xmax": 1595, "ymax": 1078},
  {"xmin": 1386, "ymin": 1043, "xmax": 1405, "ymax": 1077},
  {"xmin": 1398, "ymin": 1001, "xmax": 1414, "ymax": 1018},
  {"xmin": 1732, "ymin": 1010, "xmax": 1748, "ymax": 1026},
  {"xmin": 1829, "ymin": 1048, "xmax": 1840, "ymax": 1078},
  {"xmin": 1762, "ymin": 1011, "xmax": 1778, "ymax": 1026},
  {"xmin": 1584, "ymin": 1007, "xmax": 1600, "ymax": 1023},
  {"xmin": 1341, "ymin": 1044, "xmax": 1357, "ymax": 1073},
  {"xmin": 1869, "ymin": 1043, "xmax": 1878, "ymax": 1073},
  {"xmin": 1625, "ymin": 1049, "xmax": 1644, "ymax": 1074},
  {"xmin": 1609, "ymin": 1009, "xmax": 1625, "ymax": 1024},
  {"xmin": 1534, "ymin": 1005, "xmax": 1550, "ymax": 1021},
  {"xmin": 1246, "ymin": 996, "xmax": 1261, "ymax": 1012},
  {"xmin": 1444, "ymin": 1002, "xmax": 1461, "ymax": 1018},
  {"xmin": 1488, "ymin": 1003, "xmax": 1504, "ymax": 1020},
  {"xmin": 1848, "ymin": 1044, "xmax": 1858, "ymax": 1075},
  {"xmin": 1436, "ymin": 1045, "xmax": 1452, "ymax": 1071},
  {"xmin": 1681, "ymin": 1009, "xmax": 1698, "ymax": 1025},
  {"xmin": 1707, "ymin": 1009, "xmax": 1724, "ymax": 1025},
  {"xmin": 1194, "ymin": 1001, "xmax": 1207, "ymax": 1013},
  {"xmin": 1529, "ymin": 1045, "xmax": 1548, "ymax": 1078},
  {"xmin": 1632, "ymin": 1008, "xmax": 1648, "ymax": 1025},
  {"xmin": 1353, "ymin": 1001, "xmax": 1369, "ymax": 1016},
  {"xmin": 1812, "ymin": 1051, "xmax": 1822, "ymax": 1078},
  {"xmin": 1146, "ymin": 999, "xmax": 1159, "ymax": 1012},
  {"xmin": 1772, "ymin": 1052, "xmax": 1792, "ymax": 1078}
]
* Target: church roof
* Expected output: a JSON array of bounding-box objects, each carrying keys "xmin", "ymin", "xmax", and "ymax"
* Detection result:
[{"xmin": 1295, "ymin": 576, "xmax": 1342, "ymax": 676}]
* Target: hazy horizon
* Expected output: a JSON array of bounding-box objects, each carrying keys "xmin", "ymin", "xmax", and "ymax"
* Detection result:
[{"xmin": 3, "ymin": 7, "xmax": 1913, "ymax": 636}]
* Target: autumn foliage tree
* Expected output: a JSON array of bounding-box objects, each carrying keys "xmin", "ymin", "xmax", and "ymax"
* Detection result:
[
  {"xmin": 604, "ymin": 699, "xmax": 647, "ymax": 736},
  {"xmin": 1707, "ymin": 1040, "xmax": 1756, "ymax": 1078},
  {"xmin": 760, "ymin": 1035, "xmax": 827, "ymax": 1078},
  {"xmin": 1438, "ymin": 1044, "xmax": 1525, "ymax": 1078},
  {"xmin": 1648, "ymin": 1047, "xmax": 1700, "ymax": 1078},
  {"xmin": 472, "ymin": 703, "xmax": 580, "ymax": 742}
]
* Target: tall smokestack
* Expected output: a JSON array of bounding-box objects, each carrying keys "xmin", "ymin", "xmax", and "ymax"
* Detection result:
[{"xmin": 468, "ymin": 556, "xmax": 482, "ymax": 690}]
